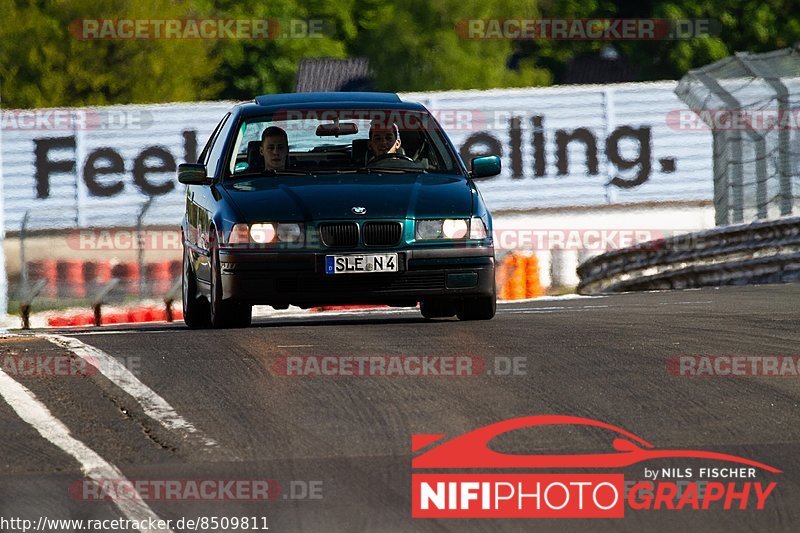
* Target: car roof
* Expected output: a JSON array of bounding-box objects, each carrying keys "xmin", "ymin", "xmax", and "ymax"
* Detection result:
[
  {"xmin": 235, "ymin": 92, "xmax": 428, "ymax": 117},
  {"xmin": 255, "ymin": 92, "xmax": 401, "ymax": 106}
]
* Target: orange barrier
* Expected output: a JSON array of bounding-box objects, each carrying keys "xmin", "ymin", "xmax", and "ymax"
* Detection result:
[
  {"xmin": 111, "ymin": 262, "xmax": 140, "ymax": 294},
  {"xmin": 57, "ymin": 260, "xmax": 86, "ymax": 298},
  {"xmin": 525, "ymin": 254, "xmax": 543, "ymax": 298},
  {"xmin": 146, "ymin": 261, "xmax": 172, "ymax": 296},
  {"xmin": 498, "ymin": 252, "xmax": 543, "ymax": 300},
  {"xmin": 47, "ymin": 306, "xmax": 181, "ymax": 327},
  {"xmin": 28, "ymin": 259, "xmax": 58, "ymax": 298},
  {"xmin": 83, "ymin": 260, "xmax": 113, "ymax": 293},
  {"xmin": 169, "ymin": 260, "xmax": 181, "ymax": 281},
  {"xmin": 29, "ymin": 259, "xmax": 182, "ymax": 300}
]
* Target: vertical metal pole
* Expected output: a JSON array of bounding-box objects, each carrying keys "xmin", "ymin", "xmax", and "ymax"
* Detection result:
[
  {"xmin": 602, "ymin": 87, "xmax": 617, "ymax": 204},
  {"xmin": 20, "ymin": 211, "xmax": 30, "ymax": 294},
  {"xmin": 136, "ymin": 198, "xmax": 154, "ymax": 299},
  {"xmin": 74, "ymin": 110, "xmax": 88, "ymax": 227},
  {"xmin": 737, "ymin": 53, "xmax": 793, "ymax": 217},
  {"xmin": 712, "ymin": 132, "xmax": 729, "ymax": 225},
  {"xmin": 730, "ymin": 132, "xmax": 744, "ymax": 223},
  {"xmin": 696, "ymin": 72, "xmax": 762, "ymax": 225},
  {"xmin": 755, "ymin": 138, "xmax": 769, "ymax": 219}
]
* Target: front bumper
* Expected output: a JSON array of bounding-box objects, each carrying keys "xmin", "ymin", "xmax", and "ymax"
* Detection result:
[{"xmin": 218, "ymin": 246, "xmax": 495, "ymax": 306}]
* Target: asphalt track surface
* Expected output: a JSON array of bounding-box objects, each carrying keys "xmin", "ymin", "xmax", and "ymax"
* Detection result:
[{"xmin": 0, "ymin": 284, "xmax": 798, "ymax": 532}]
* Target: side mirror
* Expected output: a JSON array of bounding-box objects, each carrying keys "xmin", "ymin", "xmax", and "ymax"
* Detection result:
[
  {"xmin": 470, "ymin": 156, "xmax": 501, "ymax": 179},
  {"xmin": 178, "ymin": 163, "xmax": 210, "ymax": 185}
]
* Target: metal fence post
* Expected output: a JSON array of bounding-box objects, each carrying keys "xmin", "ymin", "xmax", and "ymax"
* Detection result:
[
  {"xmin": 735, "ymin": 53, "xmax": 793, "ymax": 218},
  {"xmin": 136, "ymin": 198, "xmax": 154, "ymax": 299},
  {"xmin": 19, "ymin": 210, "xmax": 30, "ymax": 296},
  {"xmin": 676, "ymin": 47, "xmax": 800, "ymax": 226}
]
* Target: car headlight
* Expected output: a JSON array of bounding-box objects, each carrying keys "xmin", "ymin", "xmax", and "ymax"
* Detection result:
[
  {"xmin": 416, "ymin": 219, "xmax": 468, "ymax": 240},
  {"xmin": 416, "ymin": 220, "xmax": 445, "ymax": 240},
  {"xmin": 276, "ymin": 223, "xmax": 303, "ymax": 243},
  {"xmin": 442, "ymin": 219, "xmax": 468, "ymax": 238},
  {"xmin": 250, "ymin": 223, "xmax": 277, "ymax": 243},
  {"xmin": 227, "ymin": 223, "xmax": 304, "ymax": 244},
  {"xmin": 228, "ymin": 223, "xmax": 251, "ymax": 244},
  {"xmin": 469, "ymin": 217, "xmax": 488, "ymax": 239},
  {"xmin": 415, "ymin": 218, "xmax": 488, "ymax": 240}
]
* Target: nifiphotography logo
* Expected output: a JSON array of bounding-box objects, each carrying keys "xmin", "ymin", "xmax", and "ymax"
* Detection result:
[{"xmin": 411, "ymin": 415, "xmax": 780, "ymax": 518}]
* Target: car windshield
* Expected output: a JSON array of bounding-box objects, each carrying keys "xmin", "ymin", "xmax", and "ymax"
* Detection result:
[{"xmin": 227, "ymin": 109, "xmax": 460, "ymax": 178}]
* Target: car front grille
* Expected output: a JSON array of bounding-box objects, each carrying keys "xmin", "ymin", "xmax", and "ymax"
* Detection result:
[
  {"xmin": 363, "ymin": 222, "xmax": 402, "ymax": 246},
  {"xmin": 319, "ymin": 223, "xmax": 358, "ymax": 247}
]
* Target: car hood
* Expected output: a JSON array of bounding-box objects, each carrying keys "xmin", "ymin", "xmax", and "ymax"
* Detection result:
[{"xmin": 222, "ymin": 172, "xmax": 474, "ymax": 221}]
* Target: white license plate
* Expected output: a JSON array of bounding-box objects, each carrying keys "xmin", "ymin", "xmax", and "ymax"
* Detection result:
[{"xmin": 325, "ymin": 253, "xmax": 398, "ymax": 274}]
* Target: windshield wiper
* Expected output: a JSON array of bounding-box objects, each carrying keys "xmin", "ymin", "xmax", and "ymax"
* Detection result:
[
  {"xmin": 356, "ymin": 167, "xmax": 428, "ymax": 174},
  {"xmin": 313, "ymin": 169, "xmax": 358, "ymax": 174},
  {"xmin": 309, "ymin": 168, "xmax": 426, "ymax": 175},
  {"xmin": 229, "ymin": 169, "xmax": 312, "ymax": 180},
  {"xmin": 269, "ymin": 169, "xmax": 313, "ymax": 176}
]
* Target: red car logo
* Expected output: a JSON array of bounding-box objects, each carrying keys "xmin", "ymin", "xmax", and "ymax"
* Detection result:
[{"xmin": 412, "ymin": 415, "xmax": 781, "ymax": 472}]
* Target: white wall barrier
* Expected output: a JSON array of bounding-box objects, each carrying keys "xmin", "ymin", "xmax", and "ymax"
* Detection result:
[
  {"xmin": 0, "ymin": 83, "xmax": 716, "ymax": 308},
  {"xmin": 2, "ymin": 82, "xmax": 713, "ymax": 231}
]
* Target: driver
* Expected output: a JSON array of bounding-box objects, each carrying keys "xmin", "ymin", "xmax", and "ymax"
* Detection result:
[
  {"xmin": 367, "ymin": 122, "xmax": 401, "ymax": 161},
  {"xmin": 260, "ymin": 126, "xmax": 289, "ymax": 171}
]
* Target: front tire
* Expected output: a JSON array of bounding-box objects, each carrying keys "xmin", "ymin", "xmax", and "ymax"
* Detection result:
[
  {"xmin": 209, "ymin": 246, "xmax": 252, "ymax": 328},
  {"xmin": 457, "ymin": 295, "xmax": 496, "ymax": 321},
  {"xmin": 182, "ymin": 246, "xmax": 211, "ymax": 329},
  {"xmin": 420, "ymin": 297, "xmax": 457, "ymax": 319}
]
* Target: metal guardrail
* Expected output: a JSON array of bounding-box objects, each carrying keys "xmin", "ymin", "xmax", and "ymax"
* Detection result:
[{"xmin": 577, "ymin": 217, "xmax": 800, "ymax": 294}]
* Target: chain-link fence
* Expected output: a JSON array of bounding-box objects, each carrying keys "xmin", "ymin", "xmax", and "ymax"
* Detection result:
[{"xmin": 676, "ymin": 46, "xmax": 800, "ymax": 226}]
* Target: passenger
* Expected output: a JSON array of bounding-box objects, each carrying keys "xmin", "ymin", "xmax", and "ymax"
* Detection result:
[{"xmin": 260, "ymin": 126, "xmax": 288, "ymax": 171}]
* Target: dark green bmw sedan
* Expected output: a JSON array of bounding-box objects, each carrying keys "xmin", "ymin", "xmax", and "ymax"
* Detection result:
[{"xmin": 178, "ymin": 92, "xmax": 501, "ymax": 328}]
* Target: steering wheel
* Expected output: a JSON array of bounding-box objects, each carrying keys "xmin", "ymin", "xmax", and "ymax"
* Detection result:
[{"xmin": 367, "ymin": 153, "xmax": 416, "ymax": 165}]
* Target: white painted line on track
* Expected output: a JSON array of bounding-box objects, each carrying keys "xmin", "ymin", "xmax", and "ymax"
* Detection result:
[
  {"xmin": 504, "ymin": 304, "xmax": 610, "ymax": 313},
  {"xmin": 42, "ymin": 334, "xmax": 217, "ymax": 448},
  {"xmin": 498, "ymin": 294, "xmax": 606, "ymax": 304},
  {"xmin": 67, "ymin": 329, "xmax": 183, "ymax": 336},
  {"xmin": 504, "ymin": 300, "xmax": 712, "ymax": 314},
  {"xmin": 658, "ymin": 300, "xmax": 714, "ymax": 305},
  {"xmin": 0, "ymin": 368, "xmax": 173, "ymax": 533},
  {"xmin": 277, "ymin": 345, "xmax": 316, "ymax": 348}
]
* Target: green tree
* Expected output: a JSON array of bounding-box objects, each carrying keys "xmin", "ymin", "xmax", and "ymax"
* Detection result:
[
  {"xmin": 210, "ymin": 0, "xmax": 350, "ymax": 99},
  {"xmin": 4, "ymin": 0, "xmax": 799, "ymax": 108},
  {"xmin": 0, "ymin": 0, "xmax": 221, "ymax": 108},
  {"xmin": 634, "ymin": 0, "xmax": 800, "ymax": 79},
  {"xmin": 528, "ymin": 0, "xmax": 800, "ymax": 82},
  {"xmin": 346, "ymin": 0, "xmax": 551, "ymax": 91}
]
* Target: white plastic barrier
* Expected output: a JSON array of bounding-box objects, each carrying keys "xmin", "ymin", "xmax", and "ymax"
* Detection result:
[{"xmin": 1, "ymin": 82, "xmax": 713, "ymax": 231}]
